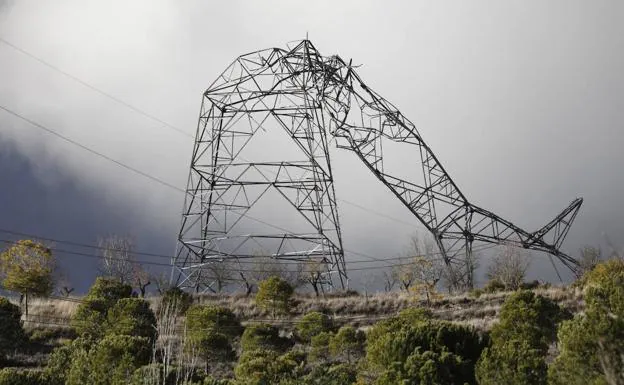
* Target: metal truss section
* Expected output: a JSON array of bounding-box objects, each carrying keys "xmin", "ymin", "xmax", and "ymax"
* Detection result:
[{"xmin": 174, "ymin": 39, "xmax": 583, "ymax": 292}]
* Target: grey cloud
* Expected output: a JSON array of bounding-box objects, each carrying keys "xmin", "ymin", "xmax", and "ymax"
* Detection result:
[{"xmin": 1, "ymin": 0, "xmax": 622, "ymax": 290}]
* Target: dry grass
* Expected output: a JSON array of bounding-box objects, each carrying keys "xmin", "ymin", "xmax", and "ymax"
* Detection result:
[{"xmin": 18, "ymin": 285, "xmax": 583, "ymax": 333}]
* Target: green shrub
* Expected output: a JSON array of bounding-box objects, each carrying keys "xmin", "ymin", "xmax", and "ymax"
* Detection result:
[
  {"xmin": 0, "ymin": 297, "xmax": 25, "ymax": 355},
  {"xmin": 85, "ymin": 277, "xmax": 134, "ymax": 305},
  {"xmin": 43, "ymin": 338, "xmax": 93, "ymax": 385},
  {"xmin": 71, "ymin": 278, "xmax": 132, "ymax": 338},
  {"xmin": 365, "ymin": 316, "xmax": 485, "ymax": 385},
  {"xmin": 303, "ymin": 363, "xmax": 357, "ymax": 385},
  {"xmin": 476, "ymin": 339, "xmax": 547, "ymax": 385},
  {"xmin": 158, "ymin": 287, "xmax": 193, "ymax": 316},
  {"xmin": 296, "ymin": 311, "xmax": 333, "ymax": 342},
  {"xmin": 309, "ymin": 331, "xmax": 333, "ymax": 363},
  {"xmin": 0, "ymin": 368, "xmax": 45, "ymax": 385},
  {"xmin": 65, "ymin": 335, "xmax": 151, "ymax": 385},
  {"xmin": 130, "ymin": 364, "xmax": 178, "ymax": 385},
  {"xmin": 185, "ymin": 305, "xmax": 242, "ymax": 364},
  {"xmin": 329, "ymin": 326, "xmax": 365, "ymax": 363},
  {"xmin": 107, "ymin": 298, "xmax": 157, "ymax": 344},
  {"xmin": 255, "ymin": 276, "xmax": 294, "ymax": 317},
  {"xmin": 186, "ymin": 305, "xmax": 243, "ymax": 341},
  {"xmin": 374, "ymin": 349, "xmax": 471, "ymax": 385},
  {"xmin": 234, "ymin": 349, "xmax": 305, "ymax": 385},
  {"xmin": 189, "ymin": 332, "xmax": 235, "ymax": 364},
  {"xmin": 475, "ymin": 290, "xmax": 566, "ymax": 385},
  {"xmin": 240, "ymin": 323, "xmax": 292, "ymax": 353},
  {"xmin": 202, "ymin": 376, "xmax": 232, "ymax": 385},
  {"xmin": 492, "ymin": 290, "xmax": 567, "ymax": 352},
  {"xmin": 482, "ymin": 278, "xmax": 506, "ymax": 293},
  {"xmin": 366, "ymin": 307, "xmax": 432, "ymax": 342},
  {"xmin": 549, "ymin": 259, "xmax": 624, "ymax": 385}
]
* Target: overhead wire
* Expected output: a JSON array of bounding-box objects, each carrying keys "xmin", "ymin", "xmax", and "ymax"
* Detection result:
[
  {"xmin": 0, "ymin": 36, "xmax": 417, "ymax": 230},
  {"xmin": 0, "ymin": 238, "xmax": 496, "ymax": 274},
  {"xmin": 0, "ymin": 36, "xmax": 502, "ymax": 278},
  {"xmin": 0, "ymin": 228, "xmax": 498, "ymax": 267}
]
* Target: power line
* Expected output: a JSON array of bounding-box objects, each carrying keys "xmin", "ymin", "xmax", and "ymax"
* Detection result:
[
  {"xmin": 0, "ymin": 38, "xmax": 498, "ymax": 273},
  {"xmin": 0, "ymin": 37, "xmax": 193, "ymax": 139},
  {"xmin": 0, "ymin": 238, "xmax": 482, "ymax": 274},
  {"xmin": 0, "ymin": 104, "xmax": 185, "ymax": 193},
  {"xmin": 0, "ymin": 36, "xmax": 417, "ymax": 230},
  {"xmin": 0, "ymin": 104, "xmax": 387, "ymax": 264},
  {"xmin": 0, "ymin": 228, "xmax": 497, "ymax": 267}
]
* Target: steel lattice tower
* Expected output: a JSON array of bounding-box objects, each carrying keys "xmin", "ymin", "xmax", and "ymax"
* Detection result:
[{"xmin": 174, "ymin": 39, "xmax": 583, "ymax": 292}]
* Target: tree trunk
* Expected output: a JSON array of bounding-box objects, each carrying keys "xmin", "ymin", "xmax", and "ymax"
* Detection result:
[
  {"xmin": 24, "ymin": 292, "xmax": 29, "ymax": 317},
  {"xmin": 312, "ymin": 282, "xmax": 319, "ymax": 297}
]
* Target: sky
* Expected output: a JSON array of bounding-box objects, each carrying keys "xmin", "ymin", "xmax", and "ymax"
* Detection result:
[{"xmin": 0, "ymin": 0, "xmax": 622, "ymax": 292}]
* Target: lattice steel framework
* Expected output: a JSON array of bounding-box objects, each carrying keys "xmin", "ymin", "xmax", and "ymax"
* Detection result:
[{"xmin": 174, "ymin": 39, "xmax": 583, "ymax": 291}]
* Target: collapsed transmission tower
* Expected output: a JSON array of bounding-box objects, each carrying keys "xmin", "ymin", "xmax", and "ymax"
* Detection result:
[{"xmin": 174, "ymin": 39, "xmax": 583, "ymax": 292}]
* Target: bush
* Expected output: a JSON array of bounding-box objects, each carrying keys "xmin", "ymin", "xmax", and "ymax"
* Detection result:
[
  {"xmin": 329, "ymin": 326, "xmax": 365, "ymax": 363},
  {"xmin": 255, "ymin": 277, "xmax": 294, "ymax": 317},
  {"xmin": 309, "ymin": 331, "xmax": 333, "ymax": 363},
  {"xmin": 0, "ymin": 297, "xmax": 25, "ymax": 355},
  {"xmin": 482, "ymin": 278, "xmax": 506, "ymax": 293},
  {"xmin": 184, "ymin": 305, "xmax": 242, "ymax": 365},
  {"xmin": 43, "ymin": 338, "xmax": 93, "ymax": 385},
  {"xmin": 130, "ymin": 364, "xmax": 177, "ymax": 385},
  {"xmin": 234, "ymin": 349, "xmax": 305, "ymax": 385},
  {"xmin": 366, "ymin": 307, "xmax": 432, "ymax": 344},
  {"xmin": 475, "ymin": 290, "xmax": 566, "ymax": 385},
  {"xmin": 492, "ymin": 290, "xmax": 567, "ymax": 352},
  {"xmin": 158, "ymin": 287, "xmax": 193, "ymax": 316},
  {"xmin": 520, "ymin": 279, "xmax": 541, "ymax": 290},
  {"xmin": 296, "ymin": 311, "xmax": 333, "ymax": 342},
  {"xmin": 0, "ymin": 368, "xmax": 45, "ymax": 385},
  {"xmin": 186, "ymin": 305, "xmax": 243, "ymax": 341},
  {"xmin": 190, "ymin": 332, "xmax": 235, "ymax": 364},
  {"xmin": 549, "ymin": 259, "xmax": 624, "ymax": 385},
  {"xmin": 84, "ymin": 277, "xmax": 134, "ymax": 306},
  {"xmin": 365, "ymin": 316, "xmax": 486, "ymax": 385},
  {"xmin": 71, "ymin": 278, "xmax": 132, "ymax": 338},
  {"xmin": 374, "ymin": 349, "xmax": 471, "ymax": 385},
  {"xmin": 304, "ymin": 363, "xmax": 357, "ymax": 385},
  {"xmin": 476, "ymin": 339, "xmax": 547, "ymax": 385},
  {"xmin": 107, "ymin": 298, "xmax": 157, "ymax": 344},
  {"xmin": 65, "ymin": 335, "xmax": 152, "ymax": 385},
  {"xmin": 240, "ymin": 323, "xmax": 292, "ymax": 353}
]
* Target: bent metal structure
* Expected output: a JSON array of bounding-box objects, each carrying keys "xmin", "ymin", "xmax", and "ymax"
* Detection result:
[{"xmin": 173, "ymin": 39, "xmax": 583, "ymax": 292}]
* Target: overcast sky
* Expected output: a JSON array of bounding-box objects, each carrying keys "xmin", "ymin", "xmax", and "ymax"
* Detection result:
[{"xmin": 1, "ymin": 0, "xmax": 622, "ymax": 292}]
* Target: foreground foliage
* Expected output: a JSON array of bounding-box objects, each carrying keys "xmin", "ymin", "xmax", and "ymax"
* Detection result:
[
  {"xmin": 3, "ymin": 260, "xmax": 624, "ymax": 385},
  {"xmin": 549, "ymin": 259, "xmax": 624, "ymax": 385}
]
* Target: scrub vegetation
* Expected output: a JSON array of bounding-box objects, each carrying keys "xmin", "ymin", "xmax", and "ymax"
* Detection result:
[{"xmin": 0, "ymin": 239, "xmax": 623, "ymax": 384}]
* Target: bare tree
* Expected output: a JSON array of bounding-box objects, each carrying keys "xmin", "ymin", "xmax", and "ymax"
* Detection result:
[
  {"xmin": 56, "ymin": 273, "xmax": 75, "ymax": 297},
  {"xmin": 411, "ymin": 255, "xmax": 445, "ymax": 304},
  {"xmin": 392, "ymin": 235, "xmax": 442, "ymax": 295},
  {"xmin": 487, "ymin": 245, "xmax": 531, "ymax": 290},
  {"xmin": 133, "ymin": 265, "xmax": 151, "ymax": 297},
  {"xmin": 98, "ymin": 235, "xmax": 136, "ymax": 284},
  {"xmin": 196, "ymin": 260, "xmax": 234, "ymax": 294},
  {"xmin": 297, "ymin": 259, "xmax": 326, "ymax": 297},
  {"xmin": 392, "ymin": 261, "xmax": 417, "ymax": 292},
  {"xmin": 382, "ymin": 270, "xmax": 397, "ymax": 292},
  {"xmin": 238, "ymin": 272, "xmax": 254, "ymax": 297}
]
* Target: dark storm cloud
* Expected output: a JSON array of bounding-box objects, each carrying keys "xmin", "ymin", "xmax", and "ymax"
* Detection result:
[{"xmin": 0, "ymin": 0, "xmax": 622, "ymax": 290}]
